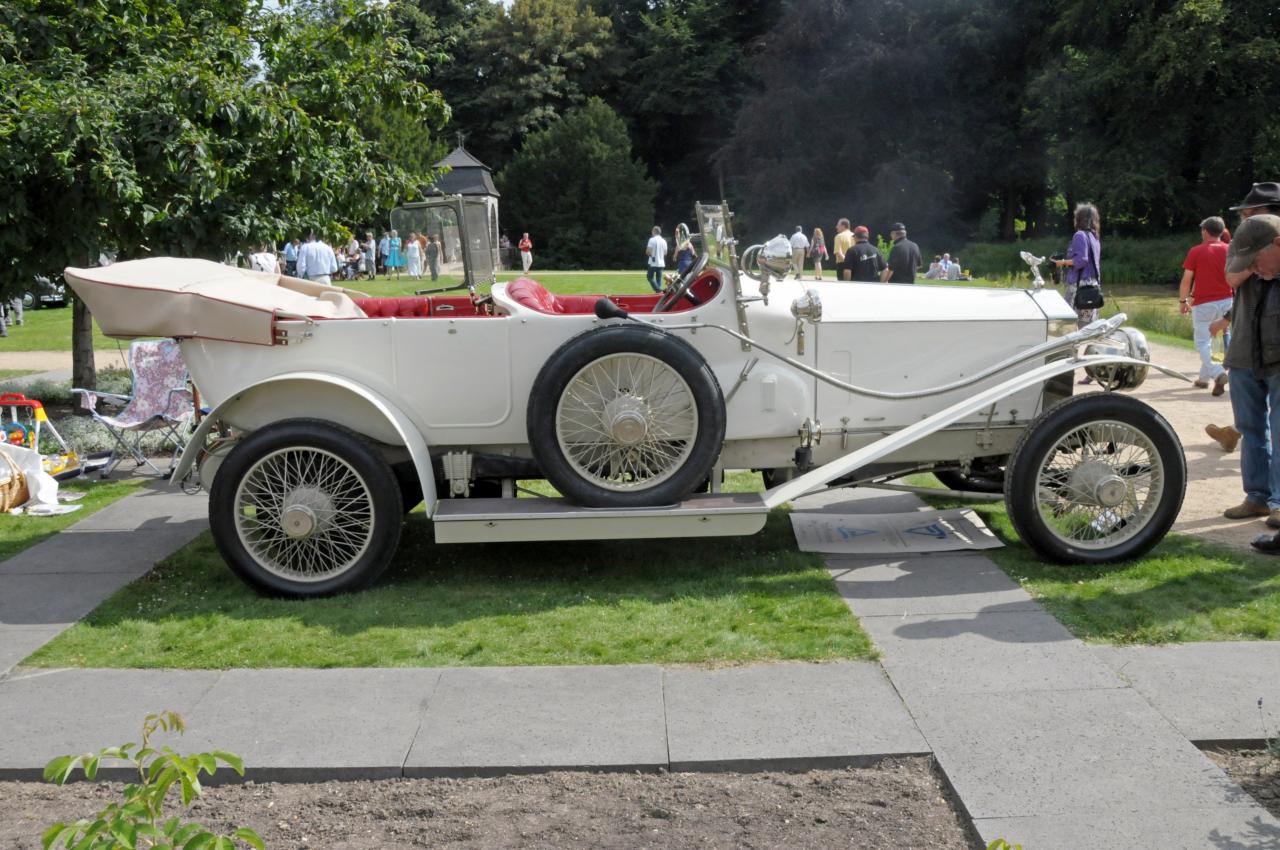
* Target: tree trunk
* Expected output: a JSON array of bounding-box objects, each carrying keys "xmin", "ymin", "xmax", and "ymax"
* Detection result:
[
  {"xmin": 71, "ymin": 296, "xmax": 96, "ymax": 390},
  {"xmin": 1000, "ymin": 190, "xmax": 1018, "ymax": 241}
]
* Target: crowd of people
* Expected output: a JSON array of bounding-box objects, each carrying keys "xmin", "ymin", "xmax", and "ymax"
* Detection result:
[{"xmin": 250, "ymin": 229, "xmax": 450, "ymax": 285}]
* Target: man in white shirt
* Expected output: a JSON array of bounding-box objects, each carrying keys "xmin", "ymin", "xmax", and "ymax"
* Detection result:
[
  {"xmin": 789, "ymin": 226, "xmax": 810, "ymax": 278},
  {"xmin": 645, "ymin": 226, "xmax": 668, "ymax": 292},
  {"xmin": 296, "ymin": 232, "xmax": 338, "ymax": 285}
]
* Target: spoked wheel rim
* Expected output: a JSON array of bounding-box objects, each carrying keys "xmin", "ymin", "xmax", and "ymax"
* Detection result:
[
  {"xmin": 233, "ymin": 447, "xmax": 375, "ymax": 582},
  {"xmin": 1032, "ymin": 418, "xmax": 1165, "ymax": 550},
  {"xmin": 555, "ymin": 352, "xmax": 699, "ymax": 493}
]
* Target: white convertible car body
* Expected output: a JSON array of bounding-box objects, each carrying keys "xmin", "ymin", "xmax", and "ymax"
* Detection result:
[{"xmin": 65, "ymin": 200, "xmax": 1188, "ymax": 596}]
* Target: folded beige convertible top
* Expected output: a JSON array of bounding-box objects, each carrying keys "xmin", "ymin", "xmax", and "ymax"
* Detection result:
[{"xmin": 64, "ymin": 258, "xmax": 367, "ymax": 346}]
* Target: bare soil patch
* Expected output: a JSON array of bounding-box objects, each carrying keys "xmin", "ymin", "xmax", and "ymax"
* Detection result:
[
  {"xmin": 0, "ymin": 760, "xmax": 977, "ymax": 849},
  {"xmin": 1203, "ymin": 747, "xmax": 1280, "ymax": 820}
]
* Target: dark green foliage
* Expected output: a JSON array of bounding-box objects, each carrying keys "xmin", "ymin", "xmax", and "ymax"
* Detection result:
[{"xmin": 497, "ymin": 98, "xmax": 657, "ymax": 269}]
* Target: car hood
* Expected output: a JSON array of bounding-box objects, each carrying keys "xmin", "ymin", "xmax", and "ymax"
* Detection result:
[{"xmin": 793, "ymin": 280, "xmax": 1061, "ymax": 322}]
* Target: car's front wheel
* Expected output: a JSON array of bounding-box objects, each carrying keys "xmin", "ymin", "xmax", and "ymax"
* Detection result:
[
  {"xmin": 209, "ymin": 419, "xmax": 402, "ymax": 597},
  {"xmin": 1005, "ymin": 393, "xmax": 1185, "ymax": 564}
]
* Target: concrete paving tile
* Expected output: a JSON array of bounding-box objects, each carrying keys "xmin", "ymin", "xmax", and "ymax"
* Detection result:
[
  {"xmin": 908, "ymin": 687, "xmax": 1251, "ymax": 819},
  {"xmin": 973, "ymin": 806, "xmax": 1280, "ymax": 850},
  {"xmin": 828, "ymin": 554, "xmax": 1039, "ymax": 617},
  {"xmin": 0, "ymin": 625, "xmax": 70, "ymax": 677},
  {"xmin": 863, "ymin": 610, "xmax": 1121, "ymax": 695},
  {"xmin": 405, "ymin": 665, "xmax": 666, "ymax": 776},
  {"xmin": 0, "ymin": 524, "xmax": 205, "ymax": 577},
  {"xmin": 664, "ymin": 662, "xmax": 928, "ymax": 771},
  {"xmin": 1090, "ymin": 642, "xmax": 1280, "ymax": 743},
  {"xmin": 63, "ymin": 485, "xmax": 207, "ymax": 532},
  {"xmin": 0, "ymin": 572, "xmax": 137, "ymax": 627},
  {"xmin": 0, "ymin": 669, "xmax": 222, "ymax": 779},
  {"xmin": 182, "ymin": 669, "xmax": 442, "ymax": 781}
]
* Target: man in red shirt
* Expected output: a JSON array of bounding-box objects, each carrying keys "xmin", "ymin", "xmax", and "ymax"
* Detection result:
[{"xmin": 1178, "ymin": 215, "xmax": 1233, "ymax": 394}]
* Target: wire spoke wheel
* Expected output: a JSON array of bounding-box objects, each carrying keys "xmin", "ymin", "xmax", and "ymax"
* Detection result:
[
  {"xmin": 234, "ymin": 447, "xmax": 374, "ymax": 581},
  {"xmin": 556, "ymin": 353, "xmax": 698, "ymax": 492},
  {"xmin": 1006, "ymin": 394, "xmax": 1185, "ymax": 565},
  {"xmin": 1032, "ymin": 420, "xmax": 1162, "ymax": 550},
  {"xmin": 210, "ymin": 419, "xmax": 402, "ymax": 597}
]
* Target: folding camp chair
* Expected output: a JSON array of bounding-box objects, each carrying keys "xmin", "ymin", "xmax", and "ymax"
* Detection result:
[{"xmin": 71, "ymin": 339, "xmax": 194, "ymax": 478}]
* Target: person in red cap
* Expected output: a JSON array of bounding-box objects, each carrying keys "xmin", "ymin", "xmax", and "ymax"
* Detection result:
[{"xmin": 838, "ymin": 225, "xmax": 885, "ymax": 282}]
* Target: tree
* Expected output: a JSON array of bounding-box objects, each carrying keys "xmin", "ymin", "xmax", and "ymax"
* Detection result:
[
  {"xmin": 0, "ymin": 0, "xmax": 447, "ymax": 386},
  {"xmin": 594, "ymin": 0, "xmax": 771, "ymax": 224},
  {"xmin": 497, "ymin": 98, "xmax": 656, "ymax": 268},
  {"xmin": 442, "ymin": 0, "xmax": 613, "ymax": 169}
]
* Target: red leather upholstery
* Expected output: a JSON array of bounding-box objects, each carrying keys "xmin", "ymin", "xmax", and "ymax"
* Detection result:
[
  {"xmin": 354, "ymin": 297, "xmax": 433, "ymax": 318},
  {"xmin": 505, "ymin": 278, "xmax": 602, "ymax": 315}
]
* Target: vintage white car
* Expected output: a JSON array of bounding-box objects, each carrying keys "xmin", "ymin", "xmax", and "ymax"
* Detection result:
[{"xmin": 65, "ymin": 200, "xmax": 1188, "ymax": 597}]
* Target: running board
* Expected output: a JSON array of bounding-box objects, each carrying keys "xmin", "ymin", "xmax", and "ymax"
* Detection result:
[{"xmin": 431, "ymin": 492, "xmax": 770, "ymax": 544}]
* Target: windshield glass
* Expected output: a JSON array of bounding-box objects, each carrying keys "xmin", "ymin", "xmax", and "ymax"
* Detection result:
[
  {"xmin": 696, "ymin": 203, "xmax": 734, "ymax": 269},
  {"xmin": 391, "ymin": 198, "xmax": 496, "ymax": 286}
]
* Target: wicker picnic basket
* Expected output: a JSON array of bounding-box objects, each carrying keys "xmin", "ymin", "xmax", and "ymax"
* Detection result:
[{"xmin": 0, "ymin": 449, "xmax": 28, "ymax": 512}]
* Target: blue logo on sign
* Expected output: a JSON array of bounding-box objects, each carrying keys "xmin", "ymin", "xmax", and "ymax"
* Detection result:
[
  {"xmin": 905, "ymin": 522, "xmax": 948, "ymax": 540},
  {"xmin": 835, "ymin": 524, "xmax": 877, "ymax": 541}
]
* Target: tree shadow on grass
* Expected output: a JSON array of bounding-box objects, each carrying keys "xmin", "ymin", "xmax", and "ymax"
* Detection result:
[{"xmin": 37, "ymin": 509, "xmax": 872, "ymax": 667}]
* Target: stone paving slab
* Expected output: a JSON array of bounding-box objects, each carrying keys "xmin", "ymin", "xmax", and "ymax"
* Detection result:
[
  {"xmin": 0, "ymin": 627, "xmax": 71, "ymax": 676},
  {"xmin": 405, "ymin": 666, "xmax": 668, "ymax": 776},
  {"xmin": 0, "ymin": 525, "xmax": 202, "ymax": 577},
  {"xmin": 907, "ymin": 687, "xmax": 1252, "ymax": 820},
  {"xmin": 182, "ymin": 669, "xmax": 443, "ymax": 782},
  {"xmin": 1090, "ymin": 641, "xmax": 1280, "ymax": 742},
  {"xmin": 663, "ymin": 661, "xmax": 928, "ymax": 771},
  {"xmin": 61, "ymin": 484, "xmax": 207, "ymax": 532},
  {"xmin": 973, "ymin": 806, "xmax": 1280, "ymax": 850},
  {"xmin": 829, "ymin": 553, "xmax": 1040, "ymax": 617},
  {"xmin": 0, "ymin": 669, "xmax": 221, "ymax": 780},
  {"xmin": 0, "ymin": 572, "xmax": 138, "ymax": 629},
  {"xmin": 862, "ymin": 610, "xmax": 1123, "ymax": 696}
]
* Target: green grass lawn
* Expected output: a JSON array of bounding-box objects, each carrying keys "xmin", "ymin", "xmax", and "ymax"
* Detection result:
[
  {"xmin": 0, "ymin": 306, "xmax": 116, "ymax": 353},
  {"xmin": 26, "ymin": 508, "xmax": 873, "ymax": 669},
  {"xmin": 914, "ymin": 478, "xmax": 1280, "ymax": 644},
  {"xmin": 0, "ymin": 477, "xmax": 146, "ymax": 562},
  {"xmin": 0, "ymin": 369, "xmax": 38, "ymax": 380}
]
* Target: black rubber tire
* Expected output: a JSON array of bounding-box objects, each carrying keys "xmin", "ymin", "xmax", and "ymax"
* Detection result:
[
  {"xmin": 1005, "ymin": 393, "xmax": 1185, "ymax": 564},
  {"xmin": 527, "ymin": 323, "xmax": 726, "ymax": 507},
  {"xmin": 209, "ymin": 419, "xmax": 403, "ymax": 597},
  {"xmin": 935, "ymin": 464, "xmax": 1006, "ymax": 494}
]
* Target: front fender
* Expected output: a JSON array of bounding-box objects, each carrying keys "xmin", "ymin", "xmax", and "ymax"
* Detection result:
[
  {"xmin": 762, "ymin": 354, "xmax": 1190, "ymax": 508},
  {"xmin": 173, "ymin": 372, "xmax": 438, "ymax": 516}
]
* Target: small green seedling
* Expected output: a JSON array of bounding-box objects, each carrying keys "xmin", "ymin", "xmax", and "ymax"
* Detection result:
[
  {"xmin": 41, "ymin": 711, "xmax": 264, "ymax": 850},
  {"xmin": 988, "ymin": 840, "xmax": 1023, "ymax": 850}
]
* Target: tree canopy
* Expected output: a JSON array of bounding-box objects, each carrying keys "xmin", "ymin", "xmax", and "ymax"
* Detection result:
[{"xmin": 497, "ymin": 98, "xmax": 656, "ymax": 268}]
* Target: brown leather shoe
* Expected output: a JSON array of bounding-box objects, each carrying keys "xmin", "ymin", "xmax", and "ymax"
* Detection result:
[
  {"xmin": 1224, "ymin": 499, "xmax": 1269, "ymax": 520},
  {"xmin": 1193, "ymin": 379, "xmax": 1210, "ymax": 389},
  {"xmin": 1206, "ymin": 424, "xmax": 1241, "ymax": 453},
  {"xmin": 1212, "ymin": 373, "xmax": 1229, "ymax": 397}
]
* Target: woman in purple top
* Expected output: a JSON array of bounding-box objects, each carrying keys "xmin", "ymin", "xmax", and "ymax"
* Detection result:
[
  {"xmin": 1054, "ymin": 202, "xmax": 1102, "ymax": 382},
  {"xmin": 1054, "ymin": 203, "xmax": 1102, "ymax": 324}
]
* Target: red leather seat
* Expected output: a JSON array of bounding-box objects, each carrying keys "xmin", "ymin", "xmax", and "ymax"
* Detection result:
[
  {"xmin": 505, "ymin": 278, "xmax": 600, "ymax": 315},
  {"xmin": 354, "ymin": 297, "xmax": 433, "ymax": 318}
]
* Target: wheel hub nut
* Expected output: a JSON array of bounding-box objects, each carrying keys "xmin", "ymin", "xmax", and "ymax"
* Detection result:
[
  {"xmin": 281, "ymin": 505, "xmax": 317, "ymax": 538},
  {"xmin": 1093, "ymin": 475, "xmax": 1128, "ymax": 508},
  {"xmin": 611, "ymin": 410, "xmax": 648, "ymax": 445}
]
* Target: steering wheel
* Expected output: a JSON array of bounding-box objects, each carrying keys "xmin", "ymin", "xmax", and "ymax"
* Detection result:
[{"xmin": 654, "ymin": 251, "xmax": 710, "ymax": 313}]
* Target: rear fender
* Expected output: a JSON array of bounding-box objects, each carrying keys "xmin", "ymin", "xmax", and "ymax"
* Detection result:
[{"xmin": 173, "ymin": 372, "xmax": 438, "ymax": 515}]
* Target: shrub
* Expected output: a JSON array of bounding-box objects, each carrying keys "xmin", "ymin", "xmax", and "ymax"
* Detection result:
[
  {"xmin": 42, "ymin": 711, "xmax": 263, "ymax": 850},
  {"xmin": 959, "ymin": 235, "xmax": 1193, "ymax": 287}
]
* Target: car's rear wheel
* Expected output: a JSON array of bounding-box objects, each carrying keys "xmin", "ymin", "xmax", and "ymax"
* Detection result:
[
  {"xmin": 1005, "ymin": 394, "xmax": 1184, "ymax": 564},
  {"xmin": 528, "ymin": 324, "xmax": 725, "ymax": 507},
  {"xmin": 209, "ymin": 419, "xmax": 402, "ymax": 596}
]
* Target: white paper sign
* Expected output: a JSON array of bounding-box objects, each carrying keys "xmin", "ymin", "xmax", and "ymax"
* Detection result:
[{"xmin": 789, "ymin": 508, "xmax": 1003, "ymax": 555}]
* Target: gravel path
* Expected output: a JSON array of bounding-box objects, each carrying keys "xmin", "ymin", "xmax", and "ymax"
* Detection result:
[{"xmin": 1115, "ymin": 340, "xmax": 1258, "ymax": 555}]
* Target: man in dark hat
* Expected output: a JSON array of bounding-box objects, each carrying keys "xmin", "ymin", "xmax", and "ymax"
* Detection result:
[
  {"xmin": 880, "ymin": 222, "xmax": 921, "ymax": 284},
  {"xmin": 1213, "ymin": 214, "xmax": 1280, "ymax": 536},
  {"xmin": 1206, "ymin": 182, "xmax": 1280, "ymax": 452}
]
